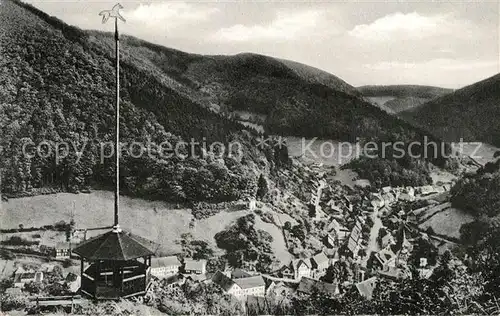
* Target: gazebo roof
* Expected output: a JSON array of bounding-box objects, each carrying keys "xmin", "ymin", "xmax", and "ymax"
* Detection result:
[{"xmin": 72, "ymin": 227, "xmax": 157, "ymax": 261}]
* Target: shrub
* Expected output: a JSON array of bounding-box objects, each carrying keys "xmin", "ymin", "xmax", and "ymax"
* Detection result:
[{"xmin": 1, "ymin": 236, "xmax": 39, "ymax": 246}]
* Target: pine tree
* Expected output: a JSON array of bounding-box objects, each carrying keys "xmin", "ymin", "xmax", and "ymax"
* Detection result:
[{"xmin": 256, "ymin": 174, "xmax": 268, "ymax": 199}]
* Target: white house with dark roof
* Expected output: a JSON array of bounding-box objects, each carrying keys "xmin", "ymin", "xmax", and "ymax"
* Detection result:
[
  {"xmin": 212, "ymin": 271, "xmax": 265, "ymax": 299},
  {"xmin": 292, "ymin": 259, "xmax": 312, "ymax": 280},
  {"xmin": 327, "ymin": 219, "xmax": 349, "ymax": 242},
  {"xmin": 13, "ymin": 267, "xmax": 42, "ymax": 288},
  {"xmin": 151, "ymin": 256, "xmax": 181, "ymax": 278},
  {"xmin": 375, "ymin": 247, "xmax": 397, "ymax": 268},
  {"xmin": 55, "ymin": 242, "xmax": 75, "ymax": 259},
  {"xmin": 184, "ymin": 259, "xmax": 207, "ymax": 275}
]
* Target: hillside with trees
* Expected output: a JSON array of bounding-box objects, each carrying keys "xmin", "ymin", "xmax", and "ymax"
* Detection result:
[
  {"xmin": 0, "ymin": 0, "xmax": 288, "ymax": 202},
  {"xmin": 401, "ymin": 73, "xmax": 500, "ymax": 147},
  {"xmin": 0, "ymin": 0, "xmax": 456, "ymax": 203}
]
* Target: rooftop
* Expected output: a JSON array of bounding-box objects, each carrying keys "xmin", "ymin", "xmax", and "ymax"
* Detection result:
[
  {"xmin": 356, "ymin": 277, "xmax": 377, "ymax": 300},
  {"xmin": 151, "ymin": 256, "xmax": 181, "ymax": 268},
  {"xmin": 212, "ymin": 271, "xmax": 236, "ymax": 291},
  {"xmin": 312, "ymin": 252, "xmax": 329, "ymax": 266},
  {"xmin": 55, "ymin": 241, "xmax": 75, "ymax": 249},
  {"xmin": 234, "ymin": 275, "xmax": 265, "ymax": 289},
  {"xmin": 296, "ymin": 277, "xmax": 338, "ymax": 296},
  {"xmin": 184, "ymin": 259, "xmax": 207, "ymax": 271},
  {"xmin": 72, "ymin": 228, "xmax": 157, "ymax": 261}
]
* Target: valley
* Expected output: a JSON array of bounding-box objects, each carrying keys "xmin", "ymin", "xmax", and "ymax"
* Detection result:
[{"xmin": 1, "ymin": 0, "xmax": 500, "ymax": 315}]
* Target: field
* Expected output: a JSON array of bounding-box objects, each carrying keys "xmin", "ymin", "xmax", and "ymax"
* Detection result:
[
  {"xmin": 419, "ymin": 207, "xmax": 475, "ymax": 240},
  {"xmin": 456, "ymin": 142, "xmax": 499, "ymax": 166},
  {"xmin": 286, "ymin": 137, "xmax": 359, "ymax": 167},
  {"xmin": 1, "ymin": 191, "xmax": 292, "ymax": 263}
]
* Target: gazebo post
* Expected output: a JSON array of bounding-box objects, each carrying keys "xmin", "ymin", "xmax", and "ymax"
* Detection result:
[{"xmin": 80, "ymin": 258, "xmax": 84, "ymax": 277}]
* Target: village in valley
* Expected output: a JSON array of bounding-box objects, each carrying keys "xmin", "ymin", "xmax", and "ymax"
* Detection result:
[
  {"xmin": 2, "ymin": 0, "xmax": 500, "ymax": 314},
  {"xmin": 0, "ymin": 155, "xmax": 465, "ymax": 314}
]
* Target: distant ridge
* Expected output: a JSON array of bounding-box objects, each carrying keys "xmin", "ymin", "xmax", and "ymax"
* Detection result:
[
  {"xmin": 358, "ymin": 85, "xmax": 453, "ymax": 113},
  {"xmin": 401, "ymin": 74, "xmax": 500, "ymax": 147}
]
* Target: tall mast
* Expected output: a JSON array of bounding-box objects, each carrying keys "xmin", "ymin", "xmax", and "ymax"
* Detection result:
[
  {"xmin": 114, "ymin": 17, "xmax": 120, "ymax": 228},
  {"xmin": 99, "ymin": 3, "xmax": 125, "ymax": 231}
]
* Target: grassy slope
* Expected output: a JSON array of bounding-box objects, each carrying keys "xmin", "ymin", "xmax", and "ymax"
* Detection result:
[
  {"xmin": 1, "ymin": 191, "xmax": 292, "ymax": 263},
  {"xmin": 401, "ymin": 74, "xmax": 500, "ymax": 146}
]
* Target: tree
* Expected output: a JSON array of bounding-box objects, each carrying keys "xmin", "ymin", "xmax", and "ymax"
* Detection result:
[
  {"xmin": 320, "ymin": 265, "xmax": 336, "ymax": 283},
  {"xmin": 0, "ymin": 278, "xmax": 14, "ymax": 293},
  {"xmin": 256, "ymin": 174, "xmax": 268, "ymax": 199},
  {"xmin": 46, "ymin": 282, "xmax": 70, "ymax": 296},
  {"xmin": 24, "ymin": 281, "xmax": 43, "ymax": 294},
  {"xmin": 283, "ymin": 221, "xmax": 292, "ymax": 231}
]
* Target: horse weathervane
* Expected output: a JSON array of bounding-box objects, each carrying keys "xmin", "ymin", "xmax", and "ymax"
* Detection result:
[{"xmin": 99, "ymin": 3, "xmax": 126, "ymax": 24}]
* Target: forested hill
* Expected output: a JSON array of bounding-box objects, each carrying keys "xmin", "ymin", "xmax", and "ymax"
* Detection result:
[
  {"xmin": 401, "ymin": 74, "xmax": 500, "ymax": 147},
  {"xmin": 0, "ymin": 0, "xmax": 454, "ymax": 201},
  {"xmin": 0, "ymin": 0, "xmax": 289, "ymax": 202}
]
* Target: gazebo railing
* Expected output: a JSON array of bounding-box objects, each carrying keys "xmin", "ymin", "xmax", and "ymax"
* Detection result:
[{"xmin": 80, "ymin": 261, "xmax": 151, "ymax": 299}]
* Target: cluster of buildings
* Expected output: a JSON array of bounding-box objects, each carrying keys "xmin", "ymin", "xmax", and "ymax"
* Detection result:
[
  {"xmin": 279, "ymin": 251, "xmax": 330, "ymax": 280},
  {"xmin": 7, "ymin": 263, "xmax": 81, "ymax": 295}
]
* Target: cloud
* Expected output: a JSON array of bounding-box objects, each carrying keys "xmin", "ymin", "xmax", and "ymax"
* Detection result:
[
  {"xmin": 213, "ymin": 10, "xmax": 328, "ymax": 42},
  {"xmin": 361, "ymin": 58, "xmax": 498, "ymax": 87},
  {"xmin": 123, "ymin": 2, "xmax": 219, "ymax": 32},
  {"xmin": 349, "ymin": 12, "xmax": 475, "ymax": 41}
]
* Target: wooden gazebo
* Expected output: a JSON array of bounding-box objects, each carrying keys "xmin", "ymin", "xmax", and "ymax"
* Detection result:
[
  {"xmin": 73, "ymin": 226, "xmax": 156, "ymax": 299},
  {"xmin": 72, "ymin": 3, "xmax": 157, "ymax": 300}
]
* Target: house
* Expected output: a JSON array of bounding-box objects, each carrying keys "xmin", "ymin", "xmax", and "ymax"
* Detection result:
[
  {"xmin": 406, "ymin": 210, "xmax": 418, "ymax": 223},
  {"xmin": 231, "ymin": 268, "xmax": 252, "ymax": 279},
  {"xmin": 378, "ymin": 266, "xmax": 410, "ymax": 281},
  {"xmin": 418, "ymin": 185, "xmax": 436, "ymax": 196},
  {"xmin": 375, "ymin": 247, "xmax": 397, "ymax": 268},
  {"xmin": 13, "ymin": 267, "xmax": 38, "ymax": 288},
  {"xmin": 370, "ymin": 193, "xmax": 385, "ymax": 208},
  {"xmin": 381, "ymin": 234, "xmax": 395, "ymax": 249},
  {"xmin": 151, "ymin": 256, "xmax": 181, "ymax": 278},
  {"xmin": 355, "ymin": 277, "xmax": 377, "ymax": 300},
  {"xmin": 211, "ymin": 271, "xmax": 265, "ymax": 299},
  {"xmin": 55, "ymin": 242, "xmax": 74, "ymax": 259},
  {"xmin": 326, "ymin": 199, "xmax": 344, "ymax": 215},
  {"xmin": 248, "ymin": 198, "xmax": 257, "ymax": 211},
  {"xmin": 311, "ymin": 252, "xmax": 330, "ymax": 275},
  {"xmin": 327, "ymin": 219, "xmax": 349, "ymax": 241},
  {"xmin": 164, "ymin": 274, "xmax": 186, "ymax": 288},
  {"xmin": 399, "ymin": 192, "xmax": 415, "ymax": 202},
  {"xmin": 346, "ymin": 221, "xmax": 363, "ymax": 258},
  {"xmin": 233, "ymin": 275, "xmax": 266, "ymax": 298},
  {"xmin": 5, "ymin": 287, "xmax": 22, "ymax": 296},
  {"xmin": 325, "ymin": 233, "xmax": 337, "ymax": 248},
  {"xmin": 381, "ymin": 186, "xmax": 392, "ymax": 194},
  {"xmin": 378, "ymin": 205, "xmax": 391, "ymax": 218},
  {"xmin": 184, "ymin": 259, "xmax": 207, "ymax": 275},
  {"xmin": 279, "ymin": 264, "xmax": 295, "ymax": 280},
  {"xmin": 292, "ymin": 259, "xmax": 312, "ymax": 280},
  {"xmin": 442, "ymin": 183, "xmax": 452, "ymax": 191},
  {"xmin": 382, "ymin": 193, "xmax": 396, "ymax": 205},
  {"xmin": 296, "ymin": 277, "xmax": 339, "ymax": 297},
  {"xmin": 266, "ymin": 280, "xmax": 295, "ymax": 298}
]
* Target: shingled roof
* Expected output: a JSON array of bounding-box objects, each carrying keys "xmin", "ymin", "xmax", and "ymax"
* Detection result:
[{"xmin": 72, "ymin": 228, "xmax": 157, "ymax": 261}]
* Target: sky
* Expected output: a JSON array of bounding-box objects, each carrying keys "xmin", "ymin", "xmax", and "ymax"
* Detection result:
[{"xmin": 26, "ymin": 0, "xmax": 500, "ymax": 89}]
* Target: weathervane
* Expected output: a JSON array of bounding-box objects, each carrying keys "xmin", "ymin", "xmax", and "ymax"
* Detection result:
[{"xmin": 100, "ymin": 3, "xmax": 125, "ymax": 232}]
